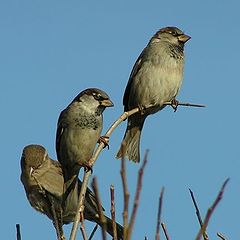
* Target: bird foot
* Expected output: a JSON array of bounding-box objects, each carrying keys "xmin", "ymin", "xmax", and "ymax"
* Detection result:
[
  {"xmin": 170, "ymin": 99, "xmax": 179, "ymax": 112},
  {"xmin": 82, "ymin": 163, "xmax": 93, "ymax": 173},
  {"xmin": 98, "ymin": 135, "xmax": 110, "ymax": 149},
  {"xmin": 138, "ymin": 104, "xmax": 146, "ymax": 115}
]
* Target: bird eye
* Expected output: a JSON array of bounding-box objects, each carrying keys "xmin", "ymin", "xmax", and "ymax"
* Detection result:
[
  {"xmin": 168, "ymin": 30, "xmax": 177, "ymax": 36},
  {"xmin": 92, "ymin": 92, "xmax": 102, "ymax": 101}
]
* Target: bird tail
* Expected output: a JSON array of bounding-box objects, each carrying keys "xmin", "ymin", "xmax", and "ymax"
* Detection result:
[{"xmin": 116, "ymin": 115, "xmax": 145, "ymax": 163}]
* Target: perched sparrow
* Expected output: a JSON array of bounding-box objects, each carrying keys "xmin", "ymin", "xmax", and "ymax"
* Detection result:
[
  {"xmin": 116, "ymin": 26, "xmax": 190, "ymax": 163},
  {"xmin": 56, "ymin": 88, "xmax": 113, "ymax": 183},
  {"xmin": 20, "ymin": 145, "xmax": 123, "ymax": 239},
  {"xmin": 20, "ymin": 144, "xmax": 65, "ymax": 240}
]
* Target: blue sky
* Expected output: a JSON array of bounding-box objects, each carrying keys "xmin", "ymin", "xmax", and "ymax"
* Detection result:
[{"xmin": 1, "ymin": 0, "xmax": 239, "ymax": 239}]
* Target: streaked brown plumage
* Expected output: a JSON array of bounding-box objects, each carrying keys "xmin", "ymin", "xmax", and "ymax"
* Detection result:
[
  {"xmin": 56, "ymin": 88, "xmax": 113, "ymax": 186},
  {"xmin": 20, "ymin": 144, "xmax": 123, "ymax": 239},
  {"xmin": 116, "ymin": 26, "xmax": 190, "ymax": 163}
]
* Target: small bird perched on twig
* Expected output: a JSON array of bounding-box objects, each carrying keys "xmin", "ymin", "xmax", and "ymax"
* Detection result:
[
  {"xmin": 20, "ymin": 144, "xmax": 123, "ymax": 239},
  {"xmin": 56, "ymin": 88, "xmax": 113, "ymax": 186},
  {"xmin": 20, "ymin": 144, "xmax": 65, "ymax": 240},
  {"xmin": 116, "ymin": 26, "xmax": 191, "ymax": 163}
]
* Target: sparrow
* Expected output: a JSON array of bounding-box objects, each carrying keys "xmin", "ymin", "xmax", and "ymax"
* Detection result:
[
  {"xmin": 116, "ymin": 26, "xmax": 191, "ymax": 163},
  {"xmin": 56, "ymin": 88, "xmax": 113, "ymax": 184},
  {"xmin": 20, "ymin": 144, "xmax": 123, "ymax": 239},
  {"xmin": 20, "ymin": 144, "xmax": 65, "ymax": 240}
]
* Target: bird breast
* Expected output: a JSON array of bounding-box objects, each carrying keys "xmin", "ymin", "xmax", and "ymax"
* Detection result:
[{"xmin": 129, "ymin": 48, "xmax": 184, "ymax": 113}]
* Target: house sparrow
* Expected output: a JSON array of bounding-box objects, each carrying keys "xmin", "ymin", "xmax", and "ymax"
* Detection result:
[
  {"xmin": 20, "ymin": 144, "xmax": 65, "ymax": 240},
  {"xmin": 20, "ymin": 144, "xmax": 123, "ymax": 239},
  {"xmin": 116, "ymin": 26, "xmax": 190, "ymax": 163},
  {"xmin": 56, "ymin": 88, "xmax": 113, "ymax": 184}
]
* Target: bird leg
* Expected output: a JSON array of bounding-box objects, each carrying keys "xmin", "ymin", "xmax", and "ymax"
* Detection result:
[
  {"xmin": 82, "ymin": 163, "xmax": 93, "ymax": 173},
  {"xmin": 138, "ymin": 104, "xmax": 146, "ymax": 115},
  {"xmin": 170, "ymin": 98, "xmax": 179, "ymax": 112},
  {"xmin": 98, "ymin": 136, "xmax": 110, "ymax": 149}
]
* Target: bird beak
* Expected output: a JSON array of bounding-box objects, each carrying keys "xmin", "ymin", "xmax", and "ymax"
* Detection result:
[
  {"xmin": 178, "ymin": 34, "xmax": 191, "ymax": 43},
  {"xmin": 100, "ymin": 99, "xmax": 114, "ymax": 107}
]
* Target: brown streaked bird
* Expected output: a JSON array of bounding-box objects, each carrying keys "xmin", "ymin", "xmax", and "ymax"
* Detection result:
[
  {"xmin": 56, "ymin": 88, "xmax": 113, "ymax": 185},
  {"xmin": 20, "ymin": 144, "xmax": 65, "ymax": 240},
  {"xmin": 20, "ymin": 144, "xmax": 123, "ymax": 239},
  {"xmin": 116, "ymin": 26, "xmax": 190, "ymax": 163}
]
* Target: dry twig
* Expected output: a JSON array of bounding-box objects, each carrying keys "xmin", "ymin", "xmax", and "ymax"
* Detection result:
[
  {"xmin": 161, "ymin": 223, "xmax": 170, "ymax": 240},
  {"xmin": 156, "ymin": 187, "xmax": 165, "ymax": 240},
  {"xmin": 79, "ymin": 211, "xmax": 88, "ymax": 240},
  {"xmin": 16, "ymin": 224, "xmax": 21, "ymax": 240},
  {"xmin": 189, "ymin": 188, "xmax": 209, "ymax": 240},
  {"xmin": 128, "ymin": 152, "xmax": 148, "ymax": 240},
  {"xmin": 217, "ymin": 232, "xmax": 227, "ymax": 240},
  {"xmin": 164, "ymin": 100, "xmax": 205, "ymax": 112},
  {"xmin": 89, "ymin": 224, "xmax": 98, "ymax": 240},
  {"xmin": 195, "ymin": 179, "xmax": 230, "ymax": 240},
  {"xmin": 92, "ymin": 177, "xmax": 107, "ymax": 240},
  {"xmin": 120, "ymin": 142, "xmax": 130, "ymax": 239},
  {"xmin": 110, "ymin": 185, "xmax": 118, "ymax": 240}
]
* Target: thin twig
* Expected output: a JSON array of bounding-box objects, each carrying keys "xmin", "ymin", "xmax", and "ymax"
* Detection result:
[
  {"xmin": 120, "ymin": 142, "xmax": 130, "ymax": 240},
  {"xmin": 80, "ymin": 212, "xmax": 88, "ymax": 240},
  {"xmin": 161, "ymin": 223, "xmax": 170, "ymax": 240},
  {"xmin": 16, "ymin": 224, "xmax": 21, "ymax": 240},
  {"xmin": 189, "ymin": 188, "xmax": 209, "ymax": 240},
  {"xmin": 164, "ymin": 101, "xmax": 205, "ymax": 110},
  {"xmin": 217, "ymin": 232, "xmax": 227, "ymax": 240},
  {"xmin": 195, "ymin": 178, "xmax": 230, "ymax": 240},
  {"xmin": 92, "ymin": 177, "xmax": 107, "ymax": 240},
  {"xmin": 156, "ymin": 187, "xmax": 165, "ymax": 240},
  {"xmin": 128, "ymin": 151, "xmax": 148, "ymax": 240},
  {"xmin": 110, "ymin": 185, "xmax": 118, "ymax": 240},
  {"xmin": 89, "ymin": 224, "xmax": 98, "ymax": 240},
  {"xmin": 69, "ymin": 170, "xmax": 91, "ymax": 240}
]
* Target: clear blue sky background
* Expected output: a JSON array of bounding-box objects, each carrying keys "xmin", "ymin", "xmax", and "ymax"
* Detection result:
[{"xmin": 1, "ymin": 0, "xmax": 239, "ymax": 239}]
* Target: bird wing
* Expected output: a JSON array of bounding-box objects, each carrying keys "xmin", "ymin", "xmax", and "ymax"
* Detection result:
[
  {"xmin": 33, "ymin": 160, "xmax": 64, "ymax": 199},
  {"xmin": 55, "ymin": 110, "xmax": 66, "ymax": 165},
  {"xmin": 123, "ymin": 49, "xmax": 146, "ymax": 111}
]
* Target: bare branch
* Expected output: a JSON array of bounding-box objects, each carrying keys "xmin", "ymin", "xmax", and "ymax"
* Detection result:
[
  {"xmin": 217, "ymin": 232, "xmax": 227, "ymax": 240},
  {"xmin": 120, "ymin": 142, "xmax": 130, "ymax": 240},
  {"xmin": 156, "ymin": 187, "xmax": 165, "ymax": 240},
  {"xmin": 189, "ymin": 188, "xmax": 209, "ymax": 240},
  {"xmin": 164, "ymin": 101, "xmax": 205, "ymax": 112},
  {"xmin": 128, "ymin": 151, "xmax": 148, "ymax": 240},
  {"xmin": 16, "ymin": 224, "xmax": 21, "ymax": 240},
  {"xmin": 161, "ymin": 223, "xmax": 170, "ymax": 240},
  {"xmin": 110, "ymin": 185, "xmax": 118, "ymax": 240},
  {"xmin": 89, "ymin": 224, "xmax": 98, "ymax": 240},
  {"xmin": 92, "ymin": 177, "xmax": 107, "ymax": 240},
  {"xmin": 80, "ymin": 213, "xmax": 88, "ymax": 240},
  {"xmin": 69, "ymin": 170, "xmax": 91, "ymax": 240},
  {"xmin": 195, "ymin": 178, "xmax": 230, "ymax": 240}
]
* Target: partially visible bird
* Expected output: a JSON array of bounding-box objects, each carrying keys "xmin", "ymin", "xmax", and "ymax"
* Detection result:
[
  {"xmin": 116, "ymin": 26, "xmax": 191, "ymax": 163},
  {"xmin": 56, "ymin": 88, "xmax": 113, "ymax": 185},
  {"xmin": 20, "ymin": 144, "xmax": 65, "ymax": 240},
  {"xmin": 20, "ymin": 144, "xmax": 123, "ymax": 239}
]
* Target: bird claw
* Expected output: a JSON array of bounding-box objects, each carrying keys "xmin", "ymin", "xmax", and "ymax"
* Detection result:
[
  {"xmin": 82, "ymin": 163, "xmax": 93, "ymax": 173},
  {"xmin": 98, "ymin": 136, "xmax": 110, "ymax": 149},
  {"xmin": 138, "ymin": 104, "xmax": 146, "ymax": 115},
  {"xmin": 170, "ymin": 99, "xmax": 179, "ymax": 112}
]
